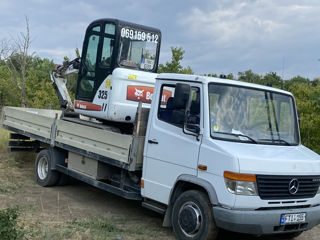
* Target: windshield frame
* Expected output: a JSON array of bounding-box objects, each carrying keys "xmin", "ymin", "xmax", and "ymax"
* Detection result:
[
  {"xmin": 117, "ymin": 25, "xmax": 161, "ymax": 73},
  {"xmin": 208, "ymin": 82, "xmax": 300, "ymax": 146}
]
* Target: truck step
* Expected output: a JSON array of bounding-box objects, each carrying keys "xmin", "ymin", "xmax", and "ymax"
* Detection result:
[
  {"xmin": 142, "ymin": 200, "xmax": 166, "ymax": 215},
  {"xmin": 56, "ymin": 164, "xmax": 142, "ymax": 201}
]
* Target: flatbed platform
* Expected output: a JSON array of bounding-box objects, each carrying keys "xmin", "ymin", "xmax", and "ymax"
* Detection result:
[{"xmin": 1, "ymin": 107, "xmax": 145, "ymax": 171}]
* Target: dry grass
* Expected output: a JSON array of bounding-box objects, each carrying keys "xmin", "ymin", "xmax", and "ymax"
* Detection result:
[
  {"xmin": 0, "ymin": 128, "xmax": 9, "ymax": 152},
  {"xmin": 0, "ymin": 128, "xmax": 174, "ymax": 240},
  {"xmin": 22, "ymin": 216, "xmax": 171, "ymax": 240}
]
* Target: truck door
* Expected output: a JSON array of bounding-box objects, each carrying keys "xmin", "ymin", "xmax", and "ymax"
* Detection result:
[
  {"xmin": 76, "ymin": 23, "xmax": 116, "ymax": 102},
  {"xmin": 142, "ymin": 81, "xmax": 202, "ymax": 204}
]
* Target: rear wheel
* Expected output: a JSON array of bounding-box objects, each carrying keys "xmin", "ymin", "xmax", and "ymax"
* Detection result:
[
  {"xmin": 34, "ymin": 150, "xmax": 60, "ymax": 187},
  {"xmin": 172, "ymin": 190, "xmax": 218, "ymax": 240}
]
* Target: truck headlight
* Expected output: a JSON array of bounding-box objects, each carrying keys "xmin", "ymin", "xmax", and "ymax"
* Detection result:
[
  {"xmin": 317, "ymin": 186, "xmax": 320, "ymax": 194},
  {"xmin": 224, "ymin": 171, "xmax": 258, "ymax": 196}
]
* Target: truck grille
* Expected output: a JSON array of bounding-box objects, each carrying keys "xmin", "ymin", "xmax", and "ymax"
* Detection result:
[{"xmin": 256, "ymin": 175, "xmax": 320, "ymax": 200}]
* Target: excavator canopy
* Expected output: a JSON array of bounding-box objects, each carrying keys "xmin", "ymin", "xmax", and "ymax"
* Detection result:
[{"xmin": 76, "ymin": 18, "xmax": 161, "ymax": 102}]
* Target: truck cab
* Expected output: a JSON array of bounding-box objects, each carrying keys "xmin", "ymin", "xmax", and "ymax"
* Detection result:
[{"xmin": 142, "ymin": 73, "xmax": 320, "ymax": 239}]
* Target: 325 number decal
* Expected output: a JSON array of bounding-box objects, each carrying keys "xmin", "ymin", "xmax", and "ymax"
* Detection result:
[{"xmin": 98, "ymin": 90, "xmax": 108, "ymax": 99}]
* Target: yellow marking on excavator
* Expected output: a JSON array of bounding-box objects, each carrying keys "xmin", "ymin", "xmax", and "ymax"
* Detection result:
[
  {"xmin": 128, "ymin": 74, "xmax": 137, "ymax": 80},
  {"xmin": 105, "ymin": 79, "xmax": 111, "ymax": 88}
]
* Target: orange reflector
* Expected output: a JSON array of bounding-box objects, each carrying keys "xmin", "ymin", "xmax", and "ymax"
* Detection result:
[
  {"xmin": 141, "ymin": 179, "xmax": 144, "ymax": 188},
  {"xmin": 224, "ymin": 171, "xmax": 256, "ymax": 182},
  {"xmin": 198, "ymin": 164, "xmax": 207, "ymax": 171},
  {"xmin": 65, "ymin": 158, "xmax": 68, "ymax": 164}
]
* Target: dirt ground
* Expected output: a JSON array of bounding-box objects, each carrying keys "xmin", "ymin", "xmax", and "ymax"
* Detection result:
[{"xmin": 0, "ymin": 150, "xmax": 320, "ymax": 240}]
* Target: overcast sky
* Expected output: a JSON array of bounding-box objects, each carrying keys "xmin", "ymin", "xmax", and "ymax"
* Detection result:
[{"xmin": 0, "ymin": 0, "xmax": 319, "ymax": 79}]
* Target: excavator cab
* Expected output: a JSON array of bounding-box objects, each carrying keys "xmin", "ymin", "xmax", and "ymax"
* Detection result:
[
  {"xmin": 51, "ymin": 18, "xmax": 161, "ymax": 125},
  {"xmin": 76, "ymin": 18, "xmax": 161, "ymax": 103}
]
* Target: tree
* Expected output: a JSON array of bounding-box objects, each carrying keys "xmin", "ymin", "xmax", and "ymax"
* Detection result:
[
  {"xmin": 238, "ymin": 70, "xmax": 262, "ymax": 84},
  {"xmin": 26, "ymin": 57, "xmax": 59, "ymax": 109},
  {"xmin": 226, "ymin": 73, "xmax": 234, "ymax": 80},
  {"xmin": 288, "ymin": 82, "xmax": 320, "ymax": 153},
  {"xmin": 3, "ymin": 17, "xmax": 32, "ymax": 107},
  {"xmin": 311, "ymin": 78, "xmax": 320, "ymax": 87},
  {"xmin": 75, "ymin": 48, "xmax": 81, "ymax": 58},
  {"xmin": 284, "ymin": 76, "xmax": 310, "ymax": 90},
  {"xmin": 204, "ymin": 73, "xmax": 218, "ymax": 78},
  {"xmin": 158, "ymin": 47, "xmax": 194, "ymax": 74},
  {"xmin": 262, "ymin": 72, "xmax": 282, "ymax": 88},
  {"xmin": 203, "ymin": 73, "xmax": 234, "ymax": 79},
  {"xmin": 0, "ymin": 65, "xmax": 20, "ymax": 107}
]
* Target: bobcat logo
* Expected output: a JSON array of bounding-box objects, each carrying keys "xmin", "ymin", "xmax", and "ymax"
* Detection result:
[{"xmin": 135, "ymin": 88, "xmax": 144, "ymax": 99}]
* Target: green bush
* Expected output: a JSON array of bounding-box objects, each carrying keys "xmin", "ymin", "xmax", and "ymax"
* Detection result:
[{"xmin": 0, "ymin": 207, "xmax": 24, "ymax": 240}]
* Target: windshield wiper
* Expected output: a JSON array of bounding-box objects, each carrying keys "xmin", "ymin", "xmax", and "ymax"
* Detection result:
[
  {"xmin": 214, "ymin": 132, "xmax": 258, "ymax": 144},
  {"xmin": 258, "ymin": 138, "xmax": 292, "ymax": 146}
]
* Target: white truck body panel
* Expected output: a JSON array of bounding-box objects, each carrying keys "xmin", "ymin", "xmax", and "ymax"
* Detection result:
[{"xmin": 75, "ymin": 68, "xmax": 157, "ymax": 123}]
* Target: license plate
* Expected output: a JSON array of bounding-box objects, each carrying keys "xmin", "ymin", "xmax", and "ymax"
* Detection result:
[{"xmin": 280, "ymin": 213, "xmax": 306, "ymax": 225}]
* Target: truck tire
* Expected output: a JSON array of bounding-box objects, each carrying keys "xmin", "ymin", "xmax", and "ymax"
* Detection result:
[
  {"xmin": 172, "ymin": 190, "xmax": 218, "ymax": 240},
  {"xmin": 34, "ymin": 150, "xmax": 60, "ymax": 187}
]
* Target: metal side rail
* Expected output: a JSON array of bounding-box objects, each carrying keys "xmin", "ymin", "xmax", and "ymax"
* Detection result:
[
  {"xmin": 4, "ymin": 125, "xmax": 51, "ymax": 145},
  {"xmin": 56, "ymin": 164, "xmax": 142, "ymax": 201}
]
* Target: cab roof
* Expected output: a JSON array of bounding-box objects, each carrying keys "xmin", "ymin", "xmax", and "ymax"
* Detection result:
[
  {"xmin": 88, "ymin": 18, "xmax": 161, "ymax": 34},
  {"xmin": 156, "ymin": 73, "xmax": 293, "ymax": 96}
]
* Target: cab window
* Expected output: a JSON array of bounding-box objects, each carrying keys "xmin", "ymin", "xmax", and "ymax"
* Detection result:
[
  {"xmin": 100, "ymin": 23, "xmax": 115, "ymax": 68},
  {"xmin": 118, "ymin": 27, "xmax": 160, "ymax": 71},
  {"xmin": 158, "ymin": 84, "xmax": 200, "ymax": 128},
  {"xmin": 77, "ymin": 26, "xmax": 100, "ymax": 100}
]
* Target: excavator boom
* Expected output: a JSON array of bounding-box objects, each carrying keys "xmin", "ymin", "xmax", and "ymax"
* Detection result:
[{"xmin": 50, "ymin": 58, "xmax": 80, "ymax": 110}]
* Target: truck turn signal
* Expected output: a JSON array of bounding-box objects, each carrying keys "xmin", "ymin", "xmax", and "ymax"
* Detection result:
[
  {"xmin": 224, "ymin": 171, "xmax": 256, "ymax": 182},
  {"xmin": 198, "ymin": 164, "xmax": 207, "ymax": 171}
]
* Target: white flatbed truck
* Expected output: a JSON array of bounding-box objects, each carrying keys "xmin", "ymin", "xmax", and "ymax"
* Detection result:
[{"xmin": 2, "ymin": 73, "xmax": 320, "ymax": 240}]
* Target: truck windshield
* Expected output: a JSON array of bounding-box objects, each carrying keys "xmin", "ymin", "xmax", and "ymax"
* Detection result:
[
  {"xmin": 208, "ymin": 83, "xmax": 299, "ymax": 145},
  {"xmin": 118, "ymin": 27, "xmax": 159, "ymax": 71}
]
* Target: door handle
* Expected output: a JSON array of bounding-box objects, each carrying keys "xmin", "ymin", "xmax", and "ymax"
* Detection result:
[{"xmin": 148, "ymin": 139, "xmax": 158, "ymax": 144}]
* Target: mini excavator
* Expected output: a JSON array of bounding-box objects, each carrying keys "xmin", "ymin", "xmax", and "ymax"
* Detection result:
[{"xmin": 50, "ymin": 18, "xmax": 161, "ymax": 128}]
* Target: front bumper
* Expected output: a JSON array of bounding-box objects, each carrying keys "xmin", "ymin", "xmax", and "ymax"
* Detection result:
[{"xmin": 213, "ymin": 205, "xmax": 320, "ymax": 235}]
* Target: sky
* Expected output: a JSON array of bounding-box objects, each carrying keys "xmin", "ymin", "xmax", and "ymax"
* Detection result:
[{"xmin": 0, "ymin": 0, "xmax": 319, "ymax": 80}]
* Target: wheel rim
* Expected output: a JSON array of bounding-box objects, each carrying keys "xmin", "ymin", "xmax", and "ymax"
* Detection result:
[
  {"xmin": 178, "ymin": 201, "xmax": 202, "ymax": 237},
  {"xmin": 37, "ymin": 156, "xmax": 48, "ymax": 180}
]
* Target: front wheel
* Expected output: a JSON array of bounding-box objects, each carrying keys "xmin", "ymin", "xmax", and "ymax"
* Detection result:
[
  {"xmin": 34, "ymin": 149, "xmax": 60, "ymax": 187},
  {"xmin": 172, "ymin": 190, "xmax": 218, "ymax": 240}
]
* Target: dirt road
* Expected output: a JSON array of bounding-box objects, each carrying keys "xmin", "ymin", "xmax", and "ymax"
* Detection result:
[{"xmin": 0, "ymin": 151, "xmax": 319, "ymax": 239}]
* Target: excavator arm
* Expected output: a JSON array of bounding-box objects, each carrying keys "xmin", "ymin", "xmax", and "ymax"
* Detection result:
[{"xmin": 50, "ymin": 58, "xmax": 80, "ymax": 110}]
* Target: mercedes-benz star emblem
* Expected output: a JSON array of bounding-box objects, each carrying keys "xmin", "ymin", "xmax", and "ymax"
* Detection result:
[{"xmin": 288, "ymin": 178, "xmax": 299, "ymax": 195}]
